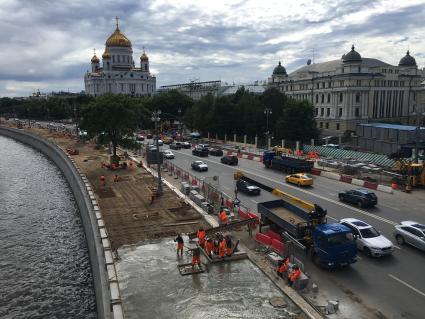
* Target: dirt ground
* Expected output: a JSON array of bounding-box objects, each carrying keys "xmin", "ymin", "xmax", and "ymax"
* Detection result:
[{"xmin": 8, "ymin": 124, "xmax": 209, "ymax": 251}]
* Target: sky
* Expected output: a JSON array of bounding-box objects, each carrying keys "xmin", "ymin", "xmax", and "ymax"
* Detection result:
[{"xmin": 0, "ymin": 0, "xmax": 425, "ymax": 97}]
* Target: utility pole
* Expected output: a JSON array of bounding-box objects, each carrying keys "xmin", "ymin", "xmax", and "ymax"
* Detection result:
[
  {"xmin": 178, "ymin": 107, "xmax": 182, "ymax": 141},
  {"xmin": 152, "ymin": 110, "xmax": 163, "ymax": 194},
  {"xmin": 413, "ymin": 107, "xmax": 424, "ymax": 163},
  {"xmin": 74, "ymin": 104, "xmax": 79, "ymax": 140}
]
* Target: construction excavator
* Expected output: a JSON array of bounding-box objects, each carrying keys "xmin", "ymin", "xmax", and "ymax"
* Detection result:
[{"xmin": 393, "ymin": 159, "xmax": 425, "ymax": 187}]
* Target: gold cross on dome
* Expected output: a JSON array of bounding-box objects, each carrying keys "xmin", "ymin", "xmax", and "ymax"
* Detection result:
[
  {"xmin": 93, "ymin": 48, "xmax": 96, "ymax": 55},
  {"xmin": 115, "ymin": 16, "xmax": 120, "ymax": 28}
]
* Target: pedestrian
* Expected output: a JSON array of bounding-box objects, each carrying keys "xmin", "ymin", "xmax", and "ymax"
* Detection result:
[
  {"xmin": 100, "ymin": 175, "xmax": 106, "ymax": 187},
  {"xmin": 225, "ymin": 235, "xmax": 233, "ymax": 257},
  {"xmin": 219, "ymin": 209, "xmax": 228, "ymax": 225},
  {"xmin": 219, "ymin": 236, "xmax": 226, "ymax": 258},
  {"xmin": 113, "ymin": 175, "xmax": 120, "ymax": 182},
  {"xmin": 213, "ymin": 238, "xmax": 220, "ymax": 256},
  {"xmin": 191, "ymin": 246, "xmax": 201, "ymax": 269},
  {"xmin": 197, "ymin": 228, "xmax": 206, "ymax": 248},
  {"xmin": 205, "ymin": 238, "xmax": 213, "ymax": 258},
  {"xmin": 174, "ymin": 234, "xmax": 184, "ymax": 257},
  {"xmin": 277, "ymin": 257, "xmax": 289, "ymax": 278},
  {"xmin": 287, "ymin": 265, "xmax": 301, "ymax": 287}
]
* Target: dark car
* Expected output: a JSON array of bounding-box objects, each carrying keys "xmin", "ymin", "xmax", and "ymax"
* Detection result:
[
  {"xmin": 181, "ymin": 141, "xmax": 191, "ymax": 149},
  {"xmin": 338, "ymin": 189, "xmax": 377, "ymax": 207},
  {"xmin": 146, "ymin": 133, "xmax": 153, "ymax": 139},
  {"xmin": 221, "ymin": 155, "xmax": 238, "ymax": 165},
  {"xmin": 192, "ymin": 146, "xmax": 209, "ymax": 157},
  {"xmin": 169, "ymin": 142, "xmax": 182, "ymax": 150},
  {"xmin": 191, "ymin": 161, "xmax": 208, "ymax": 172},
  {"xmin": 236, "ymin": 179, "xmax": 261, "ymax": 195},
  {"xmin": 209, "ymin": 148, "xmax": 224, "ymax": 156}
]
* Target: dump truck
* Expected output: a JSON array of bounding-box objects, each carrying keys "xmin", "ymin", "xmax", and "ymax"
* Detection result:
[
  {"xmin": 263, "ymin": 149, "xmax": 313, "ymax": 173},
  {"xmin": 234, "ymin": 171, "xmax": 357, "ymax": 268}
]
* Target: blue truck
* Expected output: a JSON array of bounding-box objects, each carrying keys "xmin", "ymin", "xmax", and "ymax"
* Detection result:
[
  {"xmin": 258, "ymin": 199, "xmax": 357, "ymax": 268},
  {"xmin": 263, "ymin": 150, "xmax": 313, "ymax": 173}
]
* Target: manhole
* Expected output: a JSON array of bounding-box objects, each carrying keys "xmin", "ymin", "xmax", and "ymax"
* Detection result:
[{"xmin": 269, "ymin": 296, "xmax": 287, "ymax": 308}]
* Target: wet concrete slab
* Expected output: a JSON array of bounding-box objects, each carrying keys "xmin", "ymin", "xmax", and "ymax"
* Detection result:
[{"xmin": 116, "ymin": 238, "xmax": 304, "ymax": 319}]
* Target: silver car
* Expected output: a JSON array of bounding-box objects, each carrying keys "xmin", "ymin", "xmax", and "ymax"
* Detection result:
[
  {"xmin": 340, "ymin": 218, "xmax": 394, "ymax": 257},
  {"xmin": 394, "ymin": 221, "xmax": 425, "ymax": 251}
]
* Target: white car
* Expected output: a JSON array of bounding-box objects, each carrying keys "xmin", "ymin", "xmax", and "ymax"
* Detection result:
[
  {"xmin": 340, "ymin": 218, "xmax": 394, "ymax": 257},
  {"xmin": 163, "ymin": 150, "xmax": 175, "ymax": 159}
]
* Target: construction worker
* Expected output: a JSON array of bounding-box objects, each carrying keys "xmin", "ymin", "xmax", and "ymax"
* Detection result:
[
  {"xmin": 219, "ymin": 209, "xmax": 228, "ymax": 225},
  {"xmin": 100, "ymin": 175, "xmax": 106, "ymax": 187},
  {"xmin": 213, "ymin": 237, "xmax": 220, "ymax": 256},
  {"xmin": 191, "ymin": 246, "xmax": 201, "ymax": 268},
  {"xmin": 225, "ymin": 235, "xmax": 233, "ymax": 257},
  {"xmin": 276, "ymin": 257, "xmax": 289, "ymax": 278},
  {"xmin": 197, "ymin": 228, "xmax": 206, "ymax": 248},
  {"xmin": 174, "ymin": 234, "xmax": 184, "ymax": 257},
  {"xmin": 205, "ymin": 238, "xmax": 213, "ymax": 258},
  {"xmin": 113, "ymin": 174, "xmax": 120, "ymax": 182},
  {"xmin": 287, "ymin": 265, "xmax": 302, "ymax": 287},
  {"xmin": 219, "ymin": 236, "xmax": 226, "ymax": 258}
]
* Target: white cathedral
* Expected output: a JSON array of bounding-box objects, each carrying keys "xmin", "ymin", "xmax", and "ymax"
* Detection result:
[{"xmin": 84, "ymin": 19, "xmax": 156, "ymax": 97}]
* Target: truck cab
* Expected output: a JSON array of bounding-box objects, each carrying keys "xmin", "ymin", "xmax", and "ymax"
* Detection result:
[{"xmin": 312, "ymin": 224, "xmax": 357, "ymax": 267}]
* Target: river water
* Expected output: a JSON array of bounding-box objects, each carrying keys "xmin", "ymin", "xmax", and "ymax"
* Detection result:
[{"xmin": 0, "ymin": 135, "xmax": 96, "ymax": 318}]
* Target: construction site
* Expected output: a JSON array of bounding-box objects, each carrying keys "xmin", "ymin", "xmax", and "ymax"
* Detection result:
[{"xmin": 9, "ymin": 123, "xmax": 313, "ymax": 319}]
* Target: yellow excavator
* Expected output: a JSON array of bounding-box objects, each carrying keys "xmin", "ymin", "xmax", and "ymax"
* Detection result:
[{"xmin": 393, "ymin": 160, "xmax": 425, "ymax": 187}]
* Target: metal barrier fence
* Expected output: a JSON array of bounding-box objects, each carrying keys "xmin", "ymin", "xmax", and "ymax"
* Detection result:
[{"xmin": 161, "ymin": 160, "xmax": 254, "ymax": 218}]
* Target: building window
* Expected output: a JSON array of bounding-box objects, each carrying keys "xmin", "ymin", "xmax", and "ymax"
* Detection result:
[
  {"xmin": 322, "ymin": 82, "xmax": 325, "ymax": 88},
  {"xmin": 121, "ymin": 83, "xmax": 124, "ymax": 92},
  {"xmin": 356, "ymin": 80, "xmax": 361, "ymax": 86},
  {"xmin": 336, "ymin": 123, "xmax": 340, "ymax": 130},
  {"xmin": 339, "ymin": 108, "xmax": 343, "ymax": 117},
  {"xmin": 355, "ymin": 92, "xmax": 360, "ymax": 103},
  {"xmin": 316, "ymin": 83, "xmax": 319, "ymax": 89},
  {"xmin": 355, "ymin": 107, "xmax": 359, "ymax": 117},
  {"xmin": 319, "ymin": 122, "xmax": 323, "ymax": 128},
  {"xmin": 339, "ymin": 93, "xmax": 343, "ymax": 103},
  {"xmin": 326, "ymin": 108, "xmax": 330, "ymax": 116},
  {"xmin": 129, "ymin": 83, "xmax": 136, "ymax": 92},
  {"xmin": 315, "ymin": 108, "xmax": 318, "ymax": 116},
  {"xmin": 358, "ymin": 66, "xmax": 361, "ymax": 72},
  {"xmin": 325, "ymin": 122, "xmax": 329, "ymax": 129},
  {"xmin": 117, "ymin": 55, "xmax": 121, "ymax": 63},
  {"xmin": 400, "ymin": 81, "xmax": 404, "ymax": 86},
  {"xmin": 108, "ymin": 84, "xmax": 112, "ymax": 92},
  {"xmin": 320, "ymin": 108, "xmax": 324, "ymax": 116},
  {"xmin": 321, "ymin": 94, "xmax": 324, "ymax": 103},
  {"xmin": 340, "ymin": 81, "xmax": 344, "ymax": 87},
  {"xmin": 315, "ymin": 94, "xmax": 318, "ymax": 103},
  {"xmin": 327, "ymin": 93, "xmax": 331, "ymax": 103},
  {"xmin": 112, "ymin": 56, "xmax": 115, "ymax": 63}
]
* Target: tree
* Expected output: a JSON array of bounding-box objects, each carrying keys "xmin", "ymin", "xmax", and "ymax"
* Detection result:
[
  {"xmin": 80, "ymin": 93, "xmax": 140, "ymax": 163},
  {"xmin": 276, "ymin": 99, "xmax": 319, "ymax": 142}
]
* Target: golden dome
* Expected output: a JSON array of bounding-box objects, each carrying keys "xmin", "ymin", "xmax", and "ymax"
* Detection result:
[
  {"xmin": 102, "ymin": 50, "xmax": 111, "ymax": 59},
  {"xmin": 91, "ymin": 54, "xmax": 100, "ymax": 63},
  {"xmin": 105, "ymin": 27, "xmax": 132, "ymax": 47},
  {"xmin": 140, "ymin": 52, "xmax": 149, "ymax": 61}
]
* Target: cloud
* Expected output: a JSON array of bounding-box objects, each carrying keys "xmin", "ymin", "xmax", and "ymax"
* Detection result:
[{"xmin": 0, "ymin": 0, "xmax": 425, "ymax": 96}]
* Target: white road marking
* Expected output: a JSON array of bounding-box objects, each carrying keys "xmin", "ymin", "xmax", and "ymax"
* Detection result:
[
  {"xmin": 251, "ymin": 200, "xmax": 259, "ymax": 204},
  {"xmin": 327, "ymin": 215, "xmax": 339, "ymax": 221},
  {"xmin": 222, "ymin": 186, "xmax": 231, "ymax": 191},
  {"xmin": 172, "ymin": 150, "xmax": 398, "ymax": 226},
  {"xmin": 393, "ymin": 245, "xmax": 401, "ymax": 250},
  {"xmin": 379, "ymin": 203, "xmax": 401, "ymax": 211},
  {"xmin": 388, "ymin": 274, "xmax": 425, "ymax": 298},
  {"xmin": 329, "ymin": 193, "xmax": 337, "ymax": 196}
]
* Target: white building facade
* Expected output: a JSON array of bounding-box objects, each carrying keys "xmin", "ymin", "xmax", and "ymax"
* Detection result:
[
  {"xmin": 269, "ymin": 46, "xmax": 424, "ymax": 135},
  {"xmin": 84, "ymin": 20, "xmax": 156, "ymax": 97}
]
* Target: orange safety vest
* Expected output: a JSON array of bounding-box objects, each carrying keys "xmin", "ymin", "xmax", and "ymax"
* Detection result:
[
  {"xmin": 290, "ymin": 269, "xmax": 301, "ymax": 281},
  {"xmin": 205, "ymin": 241, "xmax": 212, "ymax": 255},
  {"xmin": 219, "ymin": 211, "xmax": 228, "ymax": 223},
  {"xmin": 277, "ymin": 261, "xmax": 289, "ymax": 273}
]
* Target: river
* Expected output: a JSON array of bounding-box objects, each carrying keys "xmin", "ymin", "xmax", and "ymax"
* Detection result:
[{"xmin": 0, "ymin": 135, "xmax": 96, "ymax": 318}]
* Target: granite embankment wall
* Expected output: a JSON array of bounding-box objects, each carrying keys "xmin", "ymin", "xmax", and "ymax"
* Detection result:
[{"xmin": 0, "ymin": 127, "xmax": 112, "ymax": 319}]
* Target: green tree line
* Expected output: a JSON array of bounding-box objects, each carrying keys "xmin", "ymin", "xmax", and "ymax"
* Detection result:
[{"xmin": 1, "ymin": 87, "xmax": 319, "ymax": 143}]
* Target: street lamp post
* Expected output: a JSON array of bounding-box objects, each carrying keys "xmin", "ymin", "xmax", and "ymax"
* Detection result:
[
  {"xmin": 412, "ymin": 108, "xmax": 425, "ymax": 163},
  {"xmin": 152, "ymin": 110, "xmax": 163, "ymax": 194},
  {"xmin": 178, "ymin": 107, "xmax": 182, "ymax": 141},
  {"xmin": 73, "ymin": 104, "xmax": 79, "ymax": 140},
  {"xmin": 264, "ymin": 107, "xmax": 272, "ymax": 149}
]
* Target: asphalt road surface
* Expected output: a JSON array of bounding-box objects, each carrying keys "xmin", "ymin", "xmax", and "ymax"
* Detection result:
[{"xmin": 163, "ymin": 144, "xmax": 425, "ymax": 319}]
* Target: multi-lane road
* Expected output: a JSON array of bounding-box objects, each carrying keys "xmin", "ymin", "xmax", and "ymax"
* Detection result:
[{"xmin": 158, "ymin": 143, "xmax": 425, "ymax": 318}]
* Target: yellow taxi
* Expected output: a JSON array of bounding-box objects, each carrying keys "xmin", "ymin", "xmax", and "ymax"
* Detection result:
[{"xmin": 285, "ymin": 173, "xmax": 314, "ymax": 186}]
